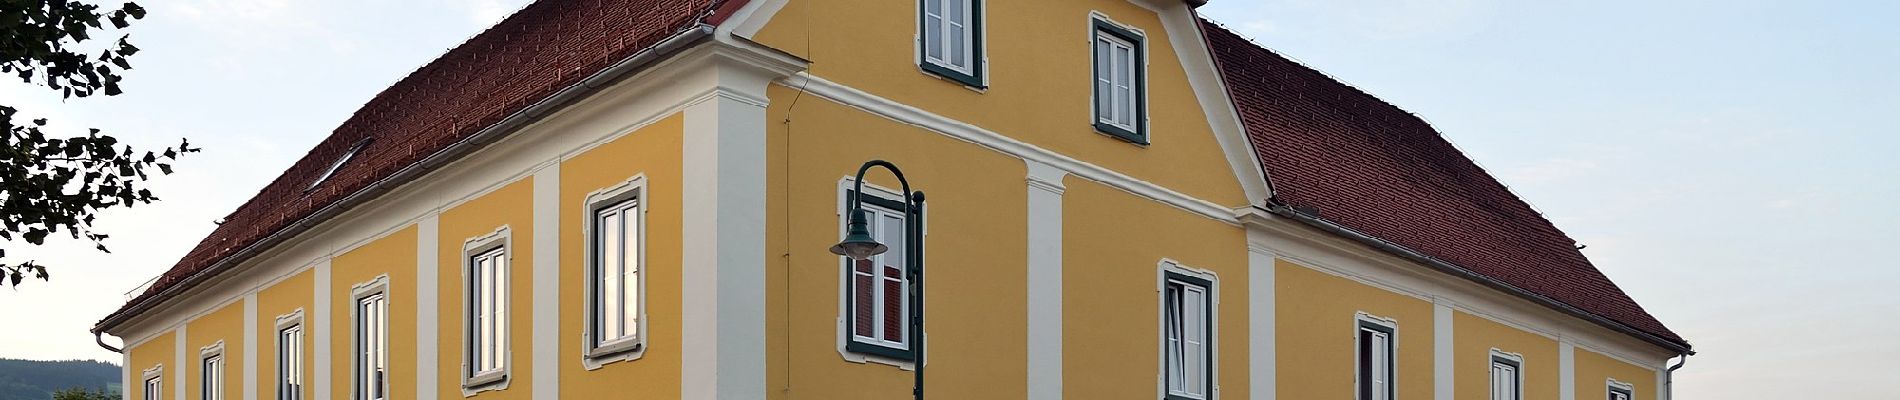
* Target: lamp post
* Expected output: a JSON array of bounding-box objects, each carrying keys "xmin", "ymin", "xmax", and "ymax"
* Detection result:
[{"xmin": 829, "ymin": 159, "xmax": 927, "ymax": 400}]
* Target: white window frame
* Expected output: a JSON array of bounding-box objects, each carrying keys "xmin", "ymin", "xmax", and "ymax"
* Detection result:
[
  {"xmin": 1356, "ymin": 312, "xmax": 1397, "ymax": 400},
  {"xmin": 1089, "ymin": 14, "xmax": 1148, "ymax": 144},
  {"xmin": 142, "ymin": 364, "xmax": 164, "ymax": 400},
  {"xmin": 583, "ymin": 176, "xmax": 648, "ymax": 369},
  {"xmin": 351, "ymin": 276, "xmax": 390, "ymax": 400},
  {"xmin": 917, "ymin": 0, "xmax": 984, "ymax": 87},
  {"xmin": 274, "ymin": 310, "xmax": 305, "ymax": 400},
  {"xmin": 834, "ymin": 178, "xmax": 925, "ymax": 368},
  {"xmin": 1158, "ymin": 261, "xmax": 1217, "ymax": 400},
  {"xmin": 461, "ymin": 226, "xmax": 511, "ymax": 392},
  {"xmin": 200, "ymin": 341, "xmax": 226, "ymax": 400},
  {"xmin": 1607, "ymin": 378, "xmax": 1635, "ymax": 400},
  {"xmin": 1490, "ymin": 349, "xmax": 1525, "ymax": 400}
]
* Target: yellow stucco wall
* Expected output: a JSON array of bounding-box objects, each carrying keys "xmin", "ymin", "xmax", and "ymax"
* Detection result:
[
  {"xmin": 1276, "ymin": 260, "xmax": 1435, "ymax": 399},
  {"xmin": 129, "ymin": 330, "xmax": 174, "ymax": 400},
  {"xmin": 185, "ymin": 301, "xmax": 245, "ymax": 400},
  {"xmin": 330, "ymin": 226, "xmax": 417, "ymax": 400},
  {"xmin": 256, "ymin": 269, "xmax": 314, "ymax": 400},
  {"xmin": 557, "ymin": 113, "xmax": 685, "ymax": 398},
  {"xmin": 1063, "ymin": 178, "xmax": 1250, "ymax": 398},
  {"xmin": 764, "ymin": 83, "xmax": 1030, "ymax": 399},
  {"xmin": 436, "ymin": 178, "xmax": 536, "ymax": 398},
  {"xmin": 1455, "ymin": 311, "xmax": 1559, "ymax": 400},
  {"xmin": 751, "ymin": 0, "xmax": 1247, "ymax": 207},
  {"xmin": 1575, "ymin": 347, "xmax": 1656, "ymax": 400}
]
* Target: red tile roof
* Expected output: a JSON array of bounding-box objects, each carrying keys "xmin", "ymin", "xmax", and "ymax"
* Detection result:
[
  {"xmin": 99, "ymin": 0, "xmax": 740, "ymax": 330},
  {"xmin": 1200, "ymin": 19, "xmax": 1687, "ymax": 349}
]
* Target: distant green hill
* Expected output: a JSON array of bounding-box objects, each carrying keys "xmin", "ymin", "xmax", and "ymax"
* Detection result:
[{"xmin": 0, "ymin": 359, "xmax": 119, "ymax": 400}]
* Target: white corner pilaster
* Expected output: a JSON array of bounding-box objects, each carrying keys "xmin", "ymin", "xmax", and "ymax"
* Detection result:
[
  {"xmin": 1434, "ymin": 301, "xmax": 1454, "ymax": 400},
  {"xmin": 243, "ymin": 294, "xmax": 258, "ymax": 400},
  {"xmin": 174, "ymin": 325, "xmax": 187, "ymax": 400},
  {"xmin": 678, "ymin": 38, "xmax": 803, "ymax": 400},
  {"xmin": 312, "ymin": 260, "xmax": 332, "ymax": 400},
  {"xmin": 416, "ymin": 215, "xmax": 440, "ymax": 399},
  {"xmin": 1025, "ymin": 160, "xmax": 1067, "ymax": 400},
  {"xmin": 1656, "ymin": 368, "xmax": 1669, "ymax": 400},
  {"xmin": 1560, "ymin": 340, "xmax": 1576, "ymax": 400},
  {"xmin": 532, "ymin": 165, "xmax": 562, "ymax": 400}
]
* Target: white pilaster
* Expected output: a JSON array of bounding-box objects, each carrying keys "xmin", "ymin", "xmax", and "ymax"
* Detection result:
[
  {"xmin": 244, "ymin": 294, "xmax": 258, "ymax": 400},
  {"xmin": 1656, "ymin": 368, "xmax": 1668, "ymax": 400},
  {"xmin": 532, "ymin": 166, "xmax": 562, "ymax": 399},
  {"xmin": 1247, "ymin": 243, "xmax": 1276, "ymax": 400},
  {"xmin": 1025, "ymin": 160, "xmax": 1067, "ymax": 400},
  {"xmin": 678, "ymin": 39, "xmax": 801, "ymax": 400},
  {"xmin": 1560, "ymin": 341, "xmax": 1576, "ymax": 400},
  {"xmin": 174, "ymin": 326, "xmax": 187, "ymax": 400},
  {"xmin": 313, "ymin": 260, "xmax": 331, "ymax": 400},
  {"xmin": 416, "ymin": 216, "xmax": 440, "ymax": 399},
  {"xmin": 1434, "ymin": 302, "xmax": 1454, "ymax": 400}
]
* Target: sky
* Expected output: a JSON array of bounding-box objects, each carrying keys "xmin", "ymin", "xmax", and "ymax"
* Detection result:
[{"xmin": 2, "ymin": 1, "xmax": 1895, "ymax": 398}]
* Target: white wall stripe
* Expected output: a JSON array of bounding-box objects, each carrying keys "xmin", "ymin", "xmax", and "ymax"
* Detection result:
[
  {"xmin": 1247, "ymin": 244, "xmax": 1276, "ymax": 400},
  {"xmin": 1024, "ymin": 160, "xmax": 1066, "ymax": 400},
  {"xmin": 532, "ymin": 166, "xmax": 562, "ymax": 399},
  {"xmin": 1434, "ymin": 302, "xmax": 1454, "ymax": 400},
  {"xmin": 1560, "ymin": 341, "xmax": 1576, "ymax": 400},
  {"xmin": 312, "ymin": 261, "xmax": 331, "ymax": 400},
  {"xmin": 416, "ymin": 216, "xmax": 440, "ymax": 400},
  {"xmin": 243, "ymin": 294, "xmax": 258, "ymax": 400}
]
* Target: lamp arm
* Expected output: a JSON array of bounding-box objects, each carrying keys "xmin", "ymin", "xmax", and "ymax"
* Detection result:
[{"xmin": 848, "ymin": 159, "xmax": 913, "ymax": 215}]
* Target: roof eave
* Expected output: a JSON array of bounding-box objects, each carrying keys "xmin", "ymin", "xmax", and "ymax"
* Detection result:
[
  {"xmin": 1257, "ymin": 205, "xmax": 1694, "ymax": 354},
  {"xmin": 93, "ymin": 24, "xmax": 718, "ymax": 336}
]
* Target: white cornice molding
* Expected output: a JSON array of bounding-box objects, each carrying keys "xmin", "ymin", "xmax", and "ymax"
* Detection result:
[{"xmin": 781, "ymin": 72, "xmax": 1241, "ymax": 224}]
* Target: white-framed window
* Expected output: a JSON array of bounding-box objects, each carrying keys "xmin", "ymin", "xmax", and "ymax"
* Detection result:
[
  {"xmin": 462, "ymin": 227, "xmax": 510, "ymax": 389},
  {"xmin": 841, "ymin": 187, "xmax": 915, "ymax": 361},
  {"xmin": 201, "ymin": 351, "xmax": 225, "ymax": 400},
  {"xmin": 1092, "ymin": 17, "xmax": 1146, "ymax": 143},
  {"xmin": 352, "ymin": 278, "xmax": 389, "ymax": 400},
  {"xmin": 1490, "ymin": 350, "xmax": 1524, "ymax": 400},
  {"xmin": 144, "ymin": 374, "xmax": 163, "ymax": 400},
  {"xmin": 1357, "ymin": 314, "xmax": 1397, "ymax": 400},
  {"xmin": 276, "ymin": 315, "xmax": 304, "ymax": 400},
  {"xmin": 1161, "ymin": 267, "xmax": 1214, "ymax": 400},
  {"xmin": 1607, "ymin": 379, "xmax": 1634, "ymax": 400},
  {"xmin": 919, "ymin": 0, "xmax": 982, "ymax": 87},
  {"xmin": 585, "ymin": 179, "xmax": 646, "ymax": 365}
]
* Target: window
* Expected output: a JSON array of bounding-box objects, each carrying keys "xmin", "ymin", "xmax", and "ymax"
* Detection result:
[
  {"xmin": 919, "ymin": 0, "xmax": 983, "ymax": 87},
  {"xmin": 466, "ymin": 243, "xmax": 508, "ymax": 385},
  {"xmin": 278, "ymin": 324, "xmax": 304, "ymax": 400},
  {"xmin": 144, "ymin": 375, "xmax": 162, "ymax": 400},
  {"xmin": 843, "ymin": 189, "xmax": 914, "ymax": 360},
  {"xmin": 355, "ymin": 291, "xmax": 388, "ymax": 400},
  {"xmin": 588, "ymin": 192, "xmax": 644, "ymax": 360},
  {"xmin": 1092, "ymin": 18, "xmax": 1146, "ymax": 144},
  {"xmin": 1356, "ymin": 316, "xmax": 1396, "ymax": 400},
  {"xmin": 1490, "ymin": 352, "xmax": 1523, "ymax": 400},
  {"xmin": 1608, "ymin": 379, "xmax": 1634, "ymax": 400},
  {"xmin": 201, "ymin": 354, "xmax": 224, "ymax": 400},
  {"xmin": 1162, "ymin": 272, "xmax": 1213, "ymax": 400}
]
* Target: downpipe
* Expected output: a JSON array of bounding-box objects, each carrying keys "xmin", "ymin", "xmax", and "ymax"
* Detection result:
[{"xmin": 1666, "ymin": 352, "xmax": 1689, "ymax": 400}]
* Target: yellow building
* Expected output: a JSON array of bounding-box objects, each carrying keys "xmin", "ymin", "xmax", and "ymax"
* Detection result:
[{"xmin": 95, "ymin": 0, "xmax": 1691, "ymax": 400}]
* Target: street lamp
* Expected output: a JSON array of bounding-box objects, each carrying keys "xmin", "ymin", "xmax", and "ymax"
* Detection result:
[{"xmin": 829, "ymin": 159, "xmax": 927, "ymax": 400}]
